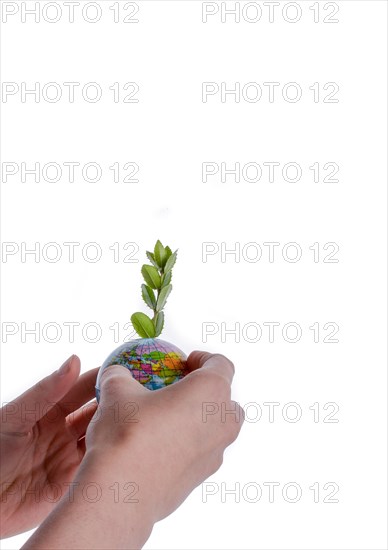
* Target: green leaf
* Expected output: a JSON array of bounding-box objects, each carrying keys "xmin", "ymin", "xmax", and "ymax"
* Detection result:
[
  {"xmin": 141, "ymin": 265, "xmax": 161, "ymax": 289},
  {"xmin": 161, "ymin": 270, "xmax": 172, "ymax": 288},
  {"xmin": 154, "ymin": 311, "xmax": 165, "ymax": 337},
  {"xmin": 154, "ymin": 240, "xmax": 168, "ymax": 268},
  {"xmin": 164, "ymin": 250, "xmax": 177, "ymax": 273},
  {"xmin": 141, "ymin": 284, "xmax": 156, "ymax": 309},
  {"xmin": 146, "ymin": 251, "xmax": 159, "ymax": 269},
  {"xmin": 165, "ymin": 246, "xmax": 172, "ymax": 258},
  {"xmin": 156, "ymin": 284, "xmax": 172, "ymax": 312},
  {"xmin": 131, "ymin": 312, "xmax": 156, "ymax": 338}
]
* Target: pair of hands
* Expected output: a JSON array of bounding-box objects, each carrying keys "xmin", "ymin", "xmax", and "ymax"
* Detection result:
[{"xmin": 0, "ymin": 352, "xmax": 244, "ymax": 544}]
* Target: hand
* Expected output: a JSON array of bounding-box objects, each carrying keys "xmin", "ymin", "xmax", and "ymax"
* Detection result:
[
  {"xmin": 85, "ymin": 350, "xmax": 244, "ymax": 524},
  {"xmin": 21, "ymin": 351, "xmax": 244, "ymax": 550},
  {"xmin": 0, "ymin": 355, "xmax": 98, "ymax": 538}
]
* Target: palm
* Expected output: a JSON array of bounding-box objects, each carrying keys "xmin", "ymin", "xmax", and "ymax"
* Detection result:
[{"xmin": 0, "ymin": 358, "xmax": 97, "ymax": 538}]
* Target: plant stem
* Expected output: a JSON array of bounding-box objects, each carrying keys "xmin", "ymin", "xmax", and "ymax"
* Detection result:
[{"xmin": 152, "ymin": 268, "xmax": 164, "ymax": 322}]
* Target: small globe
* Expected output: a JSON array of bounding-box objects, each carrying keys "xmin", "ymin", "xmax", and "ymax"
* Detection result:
[{"xmin": 95, "ymin": 338, "xmax": 188, "ymax": 400}]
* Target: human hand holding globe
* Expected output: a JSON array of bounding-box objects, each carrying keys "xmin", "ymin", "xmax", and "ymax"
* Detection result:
[{"xmin": 1, "ymin": 241, "xmax": 243, "ymax": 548}]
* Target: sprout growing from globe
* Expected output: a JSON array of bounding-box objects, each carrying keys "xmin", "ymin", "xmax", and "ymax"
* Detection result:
[{"xmin": 95, "ymin": 241, "xmax": 188, "ymax": 399}]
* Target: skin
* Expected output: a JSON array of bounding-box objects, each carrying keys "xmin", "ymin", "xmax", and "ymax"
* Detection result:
[
  {"xmin": 0, "ymin": 355, "xmax": 98, "ymax": 537},
  {"xmin": 1, "ymin": 351, "xmax": 244, "ymax": 549}
]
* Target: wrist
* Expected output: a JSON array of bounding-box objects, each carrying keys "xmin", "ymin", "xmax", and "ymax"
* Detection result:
[
  {"xmin": 76, "ymin": 448, "xmax": 156, "ymax": 536},
  {"xmin": 23, "ymin": 449, "xmax": 155, "ymax": 549}
]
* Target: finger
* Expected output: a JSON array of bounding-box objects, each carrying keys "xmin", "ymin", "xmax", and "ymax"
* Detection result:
[
  {"xmin": 1, "ymin": 355, "xmax": 81, "ymax": 430},
  {"xmin": 77, "ymin": 435, "xmax": 86, "ymax": 459},
  {"xmin": 187, "ymin": 351, "xmax": 235, "ymax": 384},
  {"xmin": 67, "ymin": 400, "xmax": 98, "ymax": 439},
  {"xmin": 57, "ymin": 367, "xmax": 99, "ymax": 416},
  {"xmin": 98, "ymin": 364, "xmax": 149, "ymax": 408},
  {"xmin": 186, "ymin": 350, "xmax": 214, "ymax": 373}
]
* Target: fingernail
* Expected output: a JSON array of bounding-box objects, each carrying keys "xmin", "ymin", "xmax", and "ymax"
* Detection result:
[{"xmin": 58, "ymin": 355, "xmax": 75, "ymax": 376}]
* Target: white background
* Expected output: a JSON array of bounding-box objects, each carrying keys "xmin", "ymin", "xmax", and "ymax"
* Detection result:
[{"xmin": 0, "ymin": 1, "xmax": 387, "ymax": 549}]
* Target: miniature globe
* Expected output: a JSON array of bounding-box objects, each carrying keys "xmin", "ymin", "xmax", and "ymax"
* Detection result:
[{"xmin": 95, "ymin": 338, "xmax": 188, "ymax": 400}]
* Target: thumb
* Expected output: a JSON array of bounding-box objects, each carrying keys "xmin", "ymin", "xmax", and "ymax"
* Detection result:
[
  {"xmin": 1, "ymin": 354, "xmax": 81, "ymax": 430},
  {"xmin": 98, "ymin": 364, "xmax": 148, "ymax": 407}
]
